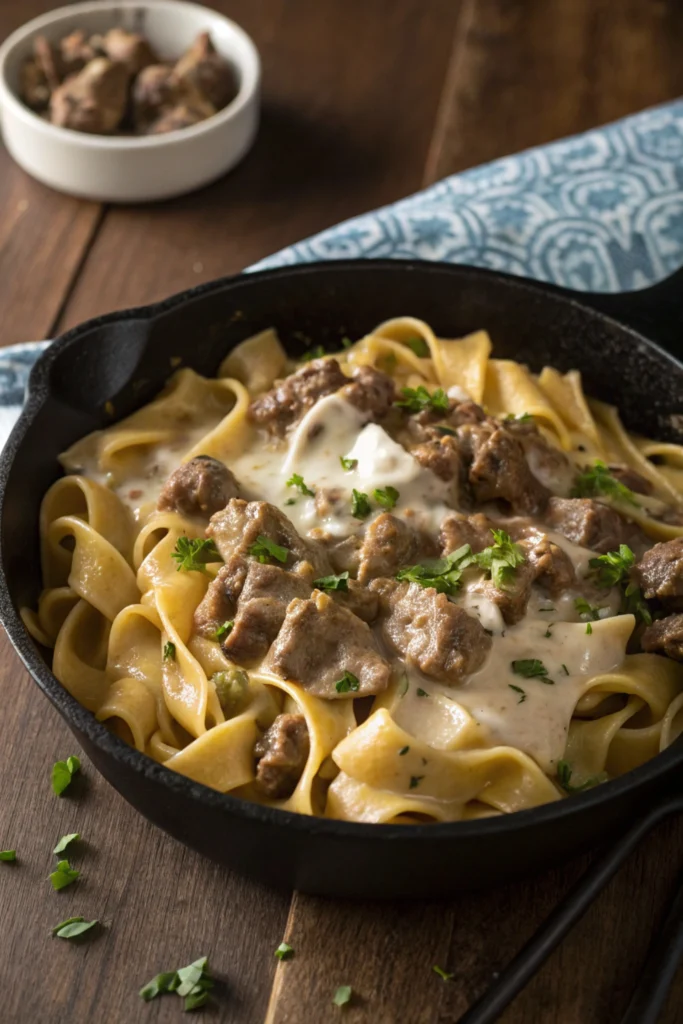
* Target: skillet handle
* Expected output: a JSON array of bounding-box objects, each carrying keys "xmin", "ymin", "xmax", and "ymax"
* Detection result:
[{"xmin": 578, "ymin": 265, "xmax": 683, "ymax": 358}]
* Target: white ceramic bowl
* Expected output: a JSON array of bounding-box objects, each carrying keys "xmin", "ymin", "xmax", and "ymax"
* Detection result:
[{"xmin": 0, "ymin": 0, "xmax": 260, "ymax": 202}]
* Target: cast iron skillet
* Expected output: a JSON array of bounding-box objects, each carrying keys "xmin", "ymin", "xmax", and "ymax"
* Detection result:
[{"xmin": 1, "ymin": 258, "xmax": 682, "ymax": 901}]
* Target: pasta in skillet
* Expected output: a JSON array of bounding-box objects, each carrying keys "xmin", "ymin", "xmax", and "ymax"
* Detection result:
[{"xmin": 23, "ymin": 318, "xmax": 683, "ymax": 823}]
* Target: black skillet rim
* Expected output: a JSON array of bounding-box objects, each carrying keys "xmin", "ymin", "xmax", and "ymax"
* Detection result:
[{"xmin": 2, "ymin": 257, "xmax": 682, "ymax": 844}]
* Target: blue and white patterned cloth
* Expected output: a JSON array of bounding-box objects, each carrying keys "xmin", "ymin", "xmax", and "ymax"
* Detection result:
[{"xmin": 2, "ymin": 98, "xmax": 682, "ymax": 446}]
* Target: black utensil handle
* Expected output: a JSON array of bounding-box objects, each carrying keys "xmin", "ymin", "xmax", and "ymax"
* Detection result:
[
  {"xmin": 619, "ymin": 869, "xmax": 683, "ymax": 1024},
  {"xmin": 457, "ymin": 795, "xmax": 683, "ymax": 1024},
  {"xmin": 579, "ymin": 265, "xmax": 683, "ymax": 356}
]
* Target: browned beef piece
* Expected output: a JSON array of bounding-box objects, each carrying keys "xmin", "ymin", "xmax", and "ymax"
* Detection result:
[
  {"xmin": 440, "ymin": 512, "xmax": 496, "ymax": 555},
  {"xmin": 157, "ymin": 455, "xmax": 239, "ymax": 518},
  {"xmin": 266, "ymin": 591, "xmax": 391, "ymax": 698},
  {"xmin": 506, "ymin": 421, "xmax": 575, "ymax": 494},
  {"xmin": 310, "ymin": 530, "xmax": 362, "ymax": 575},
  {"xmin": 254, "ymin": 713, "xmax": 310, "ymax": 798},
  {"xmin": 520, "ymin": 533, "xmax": 576, "ymax": 595},
  {"xmin": 329, "ymin": 579, "xmax": 379, "ymax": 623},
  {"xmin": 449, "ymin": 401, "xmax": 489, "ymax": 426},
  {"xmin": 546, "ymin": 497, "xmax": 627, "ymax": 554},
  {"xmin": 476, "ymin": 562, "xmax": 535, "ymax": 625},
  {"xmin": 208, "ymin": 498, "xmax": 331, "ymax": 577},
  {"xmin": 193, "ymin": 558, "xmax": 245, "ymax": 639},
  {"xmin": 609, "ymin": 464, "xmax": 654, "ymax": 496},
  {"xmin": 412, "ymin": 435, "xmax": 462, "ymax": 482},
  {"xmin": 466, "ymin": 426, "xmax": 550, "ymax": 515},
  {"xmin": 642, "ymin": 614, "xmax": 683, "ymax": 661},
  {"xmin": 370, "ymin": 578, "xmax": 491, "ymax": 682},
  {"xmin": 632, "ymin": 538, "xmax": 683, "ymax": 607},
  {"xmin": 340, "ymin": 365, "xmax": 395, "ymax": 420},
  {"xmin": 357, "ymin": 513, "xmax": 420, "ymax": 584},
  {"xmin": 248, "ymin": 358, "xmax": 347, "ymax": 435},
  {"xmin": 314, "ymin": 487, "xmax": 344, "ymax": 518}
]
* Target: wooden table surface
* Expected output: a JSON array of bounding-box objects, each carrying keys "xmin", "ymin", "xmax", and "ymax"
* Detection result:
[{"xmin": 2, "ymin": 2, "xmax": 683, "ymax": 1022}]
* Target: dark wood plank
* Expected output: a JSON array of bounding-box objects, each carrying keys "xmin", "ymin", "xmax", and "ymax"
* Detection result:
[
  {"xmin": 0, "ymin": 629, "xmax": 290, "ymax": 1023},
  {"xmin": 0, "ymin": 4, "xmax": 103, "ymax": 347},
  {"xmin": 58, "ymin": 0, "xmax": 465, "ymax": 329},
  {"xmin": 425, "ymin": 0, "xmax": 683, "ymax": 182}
]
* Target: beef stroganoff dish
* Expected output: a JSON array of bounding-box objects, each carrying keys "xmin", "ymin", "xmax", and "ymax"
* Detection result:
[{"xmin": 23, "ymin": 319, "xmax": 683, "ymax": 824}]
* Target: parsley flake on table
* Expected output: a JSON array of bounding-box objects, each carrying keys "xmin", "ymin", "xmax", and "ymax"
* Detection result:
[
  {"xmin": 335, "ymin": 671, "xmax": 360, "ymax": 694},
  {"xmin": 373, "ymin": 486, "xmax": 399, "ymax": 509},
  {"xmin": 313, "ymin": 571, "xmax": 349, "ymax": 592},
  {"xmin": 275, "ymin": 942, "xmax": 294, "ymax": 961},
  {"xmin": 163, "ymin": 641, "xmax": 176, "ymax": 661},
  {"xmin": 475, "ymin": 529, "xmax": 526, "ymax": 589},
  {"xmin": 406, "ymin": 336, "xmax": 429, "ymax": 357},
  {"xmin": 332, "ymin": 985, "xmax": 353, "ymax": 1007},
  {"xmin": 172, "ymin": 536, "xmax": 222, "ymax": 573},
  {"xmin": 0, "ymin": 850, "xmax": 16, "ymax": 862},
  {"xmin": 351, "ymin": 489, "xmax": 372, "ymax": 520},
  {"xmin": 396, "ymin": 543, "xmax": 476, "ymax": 596},
  {"xmin": 511, "ymin": 659, "xmax": 554, "ymax": 685},
  {"xmin": 52, "ymin": 756, "xmax": 81, "ymax": 796},
  {"xmin": 287, "ymin": 472, "xmax": 315, "ymax": 497},
  {"xmin": 53, "ymin": 833, "xmax": 80, "ymax": 855},
  {"xmin": 395, "ymin": 384, "xmax": 449, "ymax": 414},
  {"xmin": 52, "ymin": 916, "xmax": 97, "ymax": 940},
  {"xmin": 49, "ymin": 859, "xmax": 80, "ymax": 891},
  {"xmin": 214, "ymin": 620, "xmax": 234, "ymax": 640},
  {"xmin": 571, "ymin": 460, "xmax": 639, "ymax": 506},
  {"xmin": 248, "ymin": 535, "xmax": 289, "ymax": 564},
  {"xmin": 140, "ymin": 956, "xmax": 213, "ymax": 1012},
  {"xmin": 432, "ymin": 965, "xmax": 454, "ymax": 981},
  {"xmin": 509, "ymin": 684, "xmax": 527, "ymax": 704},
  {"xmin": 339, "ymin": 455, "xmax": 358, "ymax": 471}
]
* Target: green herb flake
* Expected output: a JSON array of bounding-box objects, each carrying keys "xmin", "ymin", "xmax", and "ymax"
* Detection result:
[
  {"xmin": 139, "ymin": 971, "xmax": 180, "ymax": 1001},
  {"xmin": 285, "ymin": 498, "xmax": 296, "ymax": 506},
  {"xmin": 52, "ymin": 756, "xmax": 80, "ymax": 796},
  {"xmin": 585, "ymin": 622, "xmax": 593, "ymax": 634},
  {"xmin": 335, "ymin": 671, "xmax": 360, "ymax": 694},
  {"xmin": 300, "ymin": 345, "xmax": 326, "ymax": 362},
  {"xmin": 140, "ymin": 956, "xmax": 212, "ymax": 1011},
  {"xmin": 248, "ymin": 534, "xmax": 289, "ymax": 564},
  {"xmin": 544, "ymin": 625, "xmax": 553, "ymax": 638},
  {"xmin": 475, "ymin": 529, "xmax": 526, "ymax": 589},
  {"xmin": 505, "ymin": 412, "xmax": 533, "ymax": 424},
  {"xmin": 395, "ymin": 385, "xmax": 449, "ymax": 415},
  {"xmin": 341, "ymin": 337, "xmax": 353, "ymax": 350},
  {"xmin": 406, "ymin": 336, "xmax": 429, "ymax": 357},
  {"xmin": 52, "ymin": 917, "xmax": 97, "ymax": 940},
  {"xmin": 0, "ymin": 850, "xmax": 16, "ymax": 862},
  {"xmin": 214, "ymin": 620, "xmax": 234, "ymax": 641},
  {"xmin": 588, "ymin": 545, "xmax": 652, "ymax": 625},
  {"xmin": 287, "ymin": 472, "xmax": 315, "ymax": 497},
  {"xmin": 399, "ymin": 746, "xmax": 410, "ymax": 756},
  {"xmin": 511, "ymin": 659, "xmax": 554, "ymax": 685},
  {"xmin": 172, "ymin": 536, "xmax": 222, "ymax": 573},
  {"xmin": 313, "ymin": 571, "xmax": 349, "ymax": 592},
  {"xmin": 409, "ymin": 776, "xmax": 424, "ymax": 789},
  {"xmin": 49, "ymin": 859, "xmax": 80, "ymax": 891},
  {"xmin": 556, "ymin": 759, "xmax": 606, "ymax": 794},
  {"xmin": 574, "ymin": 597, "xmax": 601, "ymax": 621},
  {"xmin": 275, "ymin": 942, "xmax": 294, "ymax": 961},
  {"xmin": 333, "ymin": 985, "xmax": 353, "ymax": 1008},
  {"xmin": 435, "ymin": 425, "xmax": 458, "ymax": 436},
  {"xmin": 571, "ymin": 460, "xmax": 639, "ymax": 507},
  {"xmin": 163, "ymin": 640, "xmax": 176, "ymax": 661},
  {"xmin": 561, "ymin": 664, "xmax": 570, "ymax": 676},
  {"xmin": 509, "ymin": 684, "xmax": 527, "ymax": 704},
  {"xmin": 351, "ymin": 489, "xmax": 372, "ymax": 520},
  {"xmin": 373, "ymin": 486, "xmax": 399, "ymax": 510},
  {"xmin": 432, "ymin": 965, "xmax": 454, "ymax": 981},
  {"xmin": 340, "ymin": 455, "xmax": 358, "ymax": 471},
  {"xmin": 53, "ymin": 833, "xmax": 80, "ymax": 855},
  {"xmin": 416, "ymin": 687, "xmax": 429, "ymax": 698},
  {"xmin": 397, "ymin": 543, "xmax": 476, "ymax": 596}
]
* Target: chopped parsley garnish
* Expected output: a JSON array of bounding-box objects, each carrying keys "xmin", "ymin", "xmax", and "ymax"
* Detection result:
[
  {"xmin": 248, "ymin": 535, "xmax": 289, "ymax": 564},
  {"xmin": 300, "ymin": 345, "xmax": 325, "ymax": 362},
  {"xmin": 140, "ymin": 956, "xmax": 212, "ymax": 1011},
  {"xmin": 52, "ymin": 917, "xmax": 97, "ymax": 940},
  {"xmin": 214, "ymin": 620, "xmax": 234, "ymax": 640},
  {"xmin": 373, "ymin": 486, "xmax": 399, "ymax": 510},
  {"xmin": 571, "ymin": 460, "xmax": 638, "ymax": 506},
  {"xmin": 409, "ymin": 775, "xmax": 424, "ymax": 789},
  {"xmin": 585, "ymin": 622, "xmax": 593, "ymax": 634},
  {"xmin": 556, "ymin": 759, "xmax": 606, "ymax": 793},
  {"xmin": 313, "ymin": 571, "xmax": 349, "ymax": 592},
  {"xmin": 275, "ymin": 942, "xmax": 294, "ymax": 961},
  {"xmin": 341, "ymin": 336, "xmax": 353, "ymax": 349},
  {"xmin": 49, "ymin": 859, "xmax": 79, "ymax": 891},
  {"xmin": 416, "ymin": 688, "xmax": 429, "ymax": 698},
  {"xmin": 432, "ymin": 965, "xmax": 454, "ymax": 981},
  {"xmin": 544, "ymin": 625, "xmax": 553, "ymax": 638},
  {"xmin": 285, "ymin": 498, "xmax": 296, "ymax": 506},
  {"xmin": 163, "ymin": 641, "xmax": 176, "ymax": 661},
  {"xmin": 399, "ymin": 746, "xmax": 410, "ymax": 756},
  {"xmin": 475, "ymin": 529, "xmax": 526, "ymax": 589},
  {"xmin": 332, "ymin": 986, "xmax": 352, "ymax": 1007},
  {"xmin": 287, "ymin": 472, "xmax": 314, "ymax": 496},
  {"xmin": 574, "ymin": 598, "xmax": 602, "ymax": 621},
  {"xmin": 505, "ymin": 412, "xmax": 533, "ymax": 424},
  {"xmin": 335, "ymin": 671, "xmax": 360, "ymax": 694},
  {"xmin": 436, "ymin": 425, "xmax": 458, "ymax": 436},
  {"xmin": 589, "ymin": 545, "xmax": 652, "ymax": 625},
  {"xmin": 172, "ymin": 536, "xmax": 222, "ymax": 573},
  {"xmin": 561, "ymin": 664, "xmax": 570, "ymax": 676},
  {"xmin": 52, "ymin": 756, "xmax": 80, "ymax": 796},
  {"xmin": 53, "ymin": 833, "xmax": 79, "ymax": 855},
  {"xmin": 339, "ymin": 455, "xmax": 358, "ymax": 471},
  {"xmin": 0, "ymin": 850, "xmax": 16, "ymax": 862},
  {"xmin": 351, "ymin": 489, "xmax": 372, "ymax": 520},
  {"xmin": 406, "ymin": 336, "xmax": 429, "ymax": 357},
  {"xmin": 509, "ymin": 684, "xmax": 527, "ymax": 704},
  {"xmin": 396, "ymin": 543, "xmax": 476, "ymax": 595},
  {"xmin": 512, "ymin": 659, "xmax": 554, "ymax": 685},
  {"xmin": 395, "ymin": 385, "xmax": 449, "ymax": 414}
]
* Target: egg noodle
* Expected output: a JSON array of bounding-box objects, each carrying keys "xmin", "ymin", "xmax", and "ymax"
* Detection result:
[{"xmin": 23, "ymin": 318, "xmax": 683, "ymax": 823}]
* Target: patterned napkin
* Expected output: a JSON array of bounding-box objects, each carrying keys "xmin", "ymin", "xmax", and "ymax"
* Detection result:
[{"xmin": 2, "ymin": 98, "xmax": 682, "ymax": 446}]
